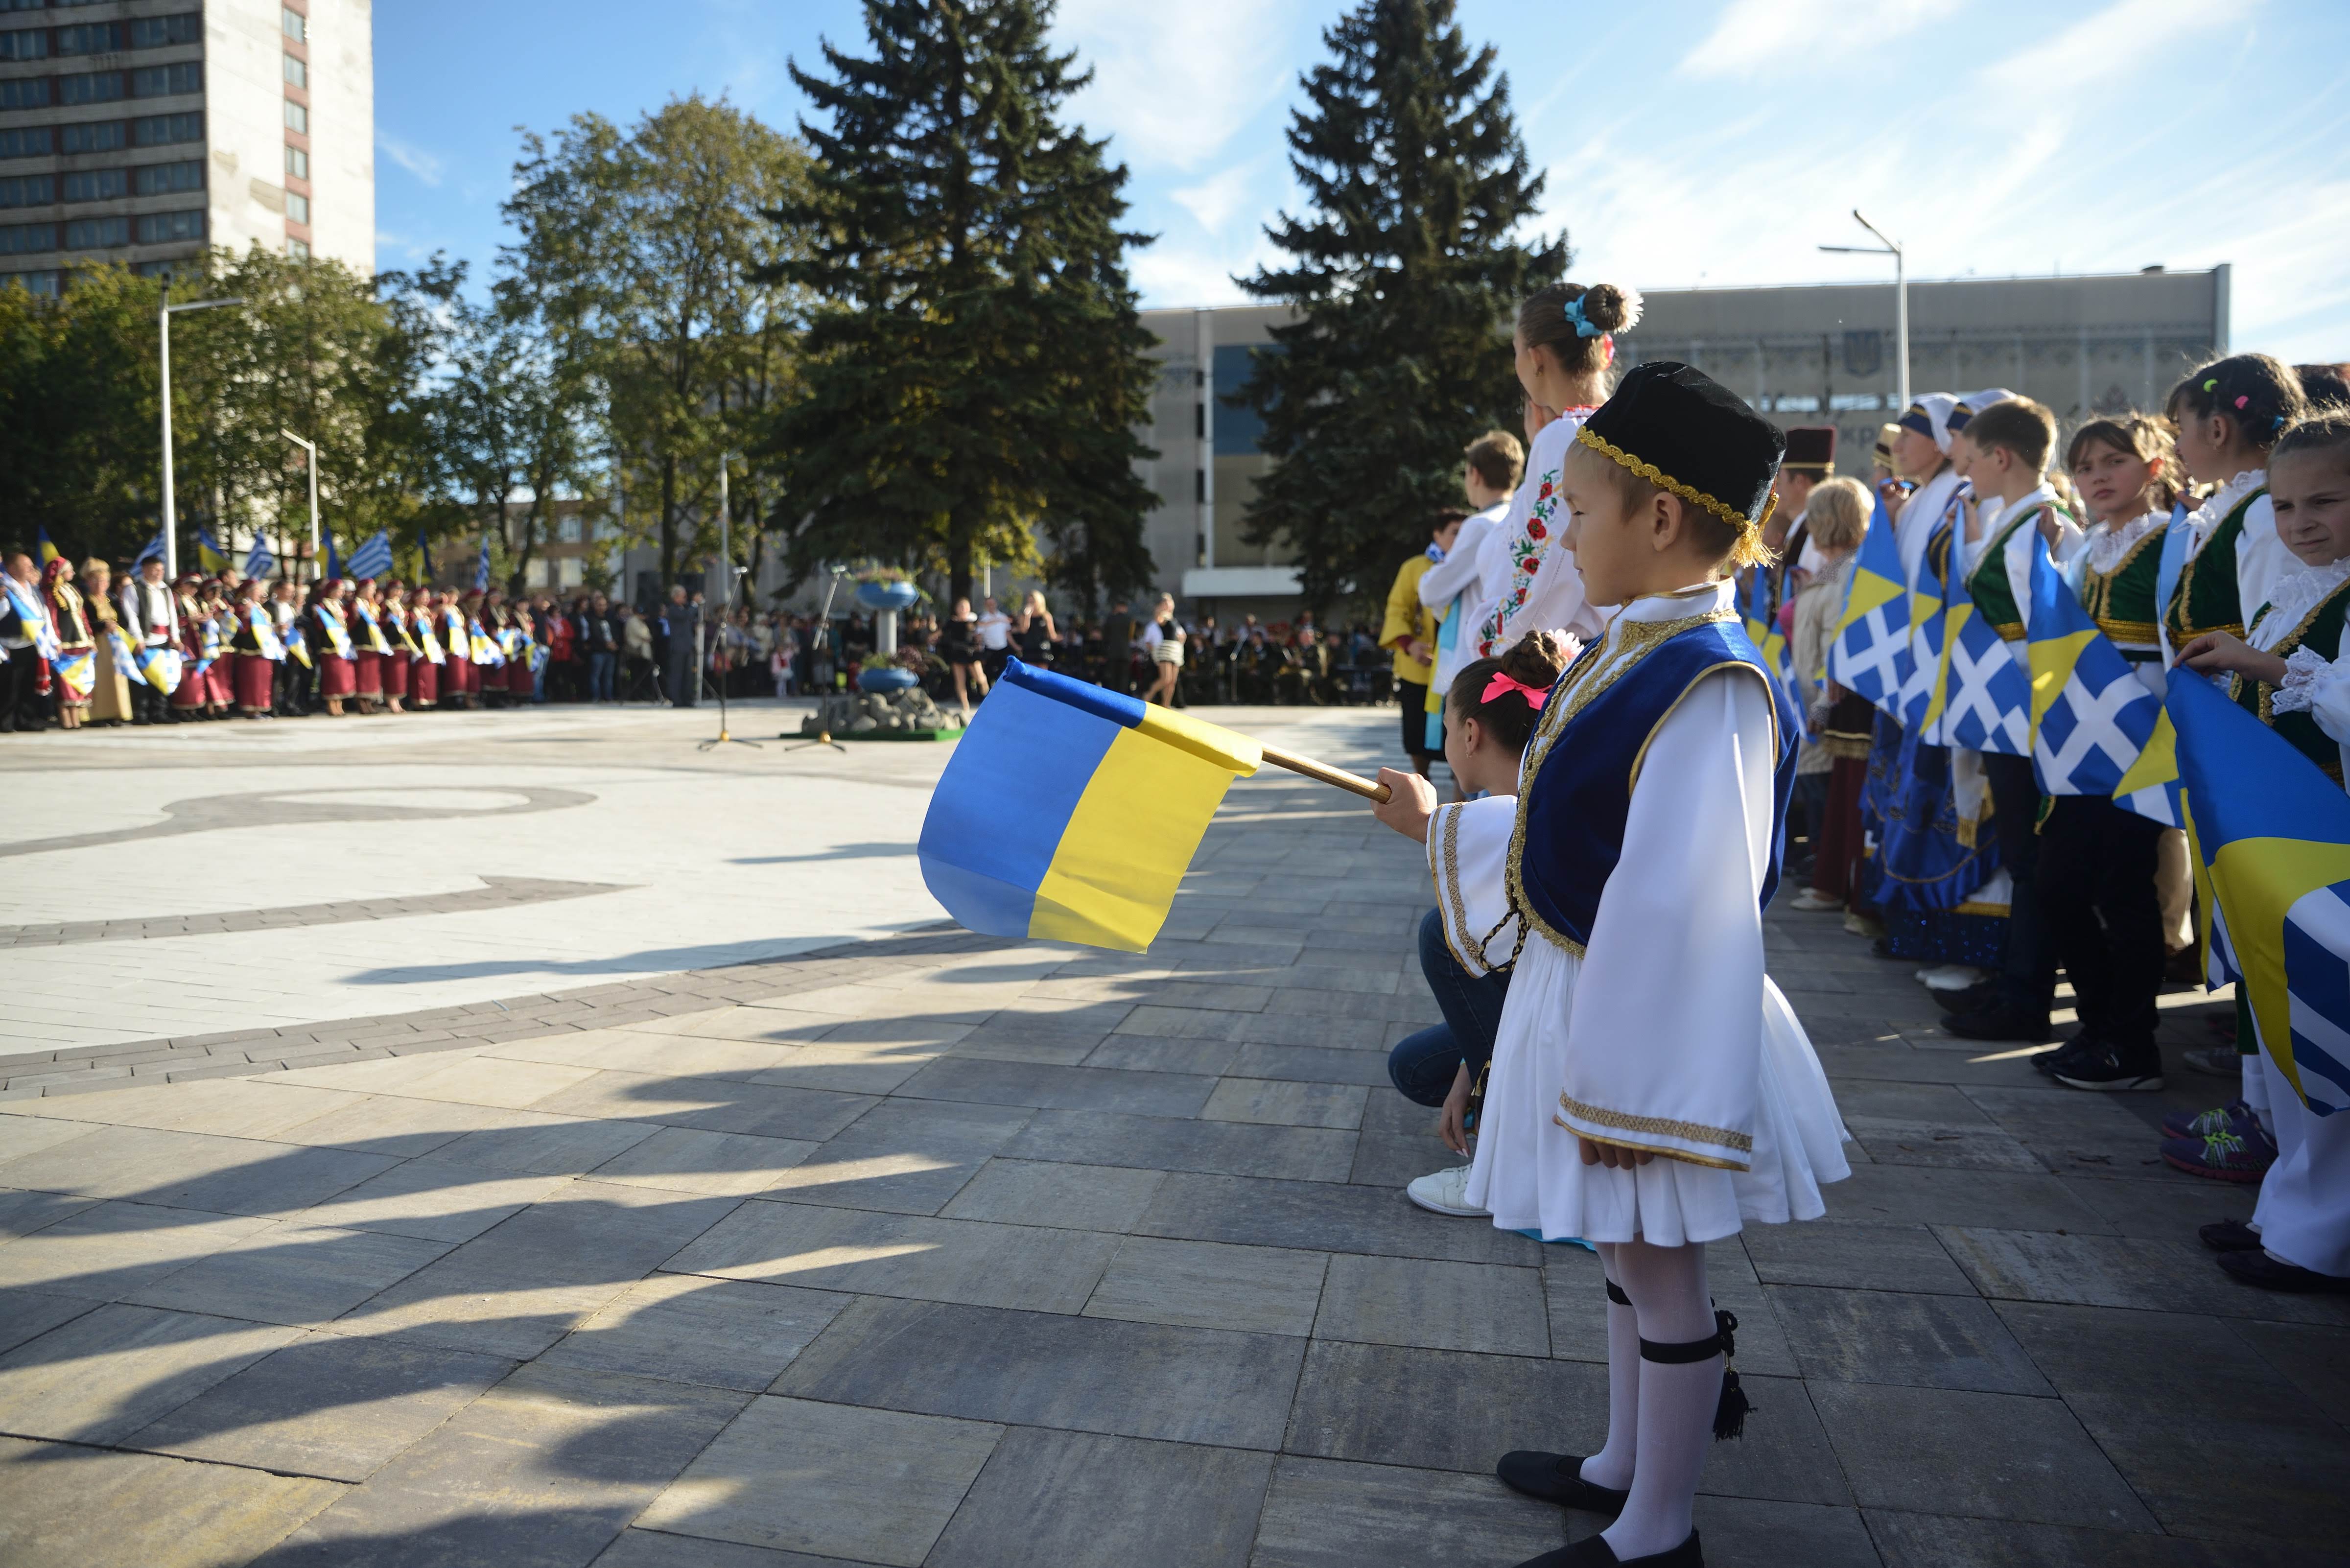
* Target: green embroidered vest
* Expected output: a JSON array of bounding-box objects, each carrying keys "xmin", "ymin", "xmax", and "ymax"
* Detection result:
[
  {"xmin": 1965, "ymin": 499, "xmax": 2068, "ymax": 642},
  {"xmin": 2232, "ymin": 575, "xmax": 2350, "ymax": 782},
  {"xmin": 2078, "ymin": 523, "xmax": 2165, "ymax": 652},
  {"xmin": 2164, "ymin": 488, "xmax": 2264, "ymax": 647}
]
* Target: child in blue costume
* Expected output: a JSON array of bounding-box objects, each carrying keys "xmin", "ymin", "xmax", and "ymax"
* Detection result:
[{"xmin": 1377, "ymin": 363, "xmax": 1849, "ymax": 1567}]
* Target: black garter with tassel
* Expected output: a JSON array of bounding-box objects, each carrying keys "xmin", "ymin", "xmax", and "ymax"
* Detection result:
[{"xmin": 1636, "ymin": 1307, "xmax": 1751, "ymax": 1441}]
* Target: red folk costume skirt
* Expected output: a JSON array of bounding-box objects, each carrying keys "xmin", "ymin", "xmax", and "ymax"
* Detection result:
[
  {"xmin": 380, "ymin": 648, "xmax": 409, "ymax": 701},
  {"xmin": 408, "ymin": 655, "xmax": 438, "ymax": 706},
  {"xmin": 505, "ymin": 656, "xmax": 535, "ymax": 696},
  {"xmin": 353, "ymin": 648, "xmax": 383, "ymax": 699},
  {"xmin": 233, "ymin": 652, "xmax": 275, "ymax": 713},
  {"xmin": 319, "ymin": 654, "xmax": 356, "ymax": 698},
  {"xmin": 172, "ymin": 642, "xmax": 209, "ymax": 710}
]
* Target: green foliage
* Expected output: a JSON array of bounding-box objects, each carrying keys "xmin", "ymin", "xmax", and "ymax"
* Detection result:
[
  {"xmin": 0, "ymin": 266, "xmax": 164, "ymax": 562},
  {"xmin": 767, "ymin": 0, "xmax": 1160, "ymax": 612},
  {"xmin": 1233, "ymin": 0, "xmax": 1565, "ymax": 615}
]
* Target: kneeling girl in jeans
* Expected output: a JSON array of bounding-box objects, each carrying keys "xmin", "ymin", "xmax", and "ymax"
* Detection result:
[{"xmin": 1373, "ymin": 628, "xmax": 1578, "ymax": 1217}]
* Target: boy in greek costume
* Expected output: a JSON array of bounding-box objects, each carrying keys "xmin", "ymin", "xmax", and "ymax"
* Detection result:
[{"xmin": 1382, "ymin": 363, "xmax": 1848, "ymax": 1567}]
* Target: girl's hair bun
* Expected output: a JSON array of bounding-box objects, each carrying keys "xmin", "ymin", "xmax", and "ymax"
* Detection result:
[
  {"xmin": 1578, "ymin": 283, "xmax": 1643, "ymax": 336},
  {"xmin": 1499, "ymin": 628, "xmax": 1574, "ymax": 689}
]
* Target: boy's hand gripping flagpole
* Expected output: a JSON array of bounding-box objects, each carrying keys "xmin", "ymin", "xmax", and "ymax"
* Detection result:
[{"xmin": 918, "ymin": 659, "xmax": 1390, "ymax": 952}]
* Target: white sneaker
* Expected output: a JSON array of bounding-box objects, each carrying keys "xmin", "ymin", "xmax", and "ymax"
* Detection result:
[
  {"xmin": 1788, "ymin": 888, "xmax": 1839, "ymax": 912},
  {"xmin": 1406, "ymin": 1166, "xmax": 1489, "ymax": 1217},
  {"xmin": 1920, "ymin": 963, "xmax": 1987, "ymax": 991}
]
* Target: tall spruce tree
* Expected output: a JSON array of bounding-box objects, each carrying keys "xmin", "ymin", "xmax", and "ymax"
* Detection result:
[
  {"xmin": 765, "ymin": 0, "xmax": 1158, "ymax": 609},
  {"xmin": 1234, "ymin": 0, "xmax": 1563, "ymax": 614}
]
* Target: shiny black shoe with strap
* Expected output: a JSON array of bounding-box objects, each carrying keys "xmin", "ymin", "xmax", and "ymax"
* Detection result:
[{"xmin": 1513, "ymin": 1529, "xmax": 1704, "ymax": 1566}]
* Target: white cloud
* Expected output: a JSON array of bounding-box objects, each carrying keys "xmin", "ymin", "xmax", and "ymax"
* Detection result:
[
  {"xmin": 1980, "ymin": 0, "xmax": 2246, "ymax": 95},
  {"xmin": 1171, "ymin": 160, "xmax": 1266, "ymax": 234},
  {"xmin": 1054, "ymin": 0, "xmax": 1309, "ymax": 172},
  {"xmin": 1679, "ymin": 0, "xmax": 1937, "ymax": 80},
  {"xmin": 376, "ymin": 132, "xmax": 445, "ymax": 188}
]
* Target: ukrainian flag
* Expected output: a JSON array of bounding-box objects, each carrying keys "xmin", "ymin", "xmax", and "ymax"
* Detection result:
[
  {"xmin": 36, "ymin": 529, "xmax": 61, "ymax": 566},
  {"xmin": 920, "ymin": 658, "xmax": 1262, "ymax": 952},
  {"xmin": 1742, "ymin": 568, "xmax": 1797, "ymax": 712},
  {"xmin": 2169, "ymin": 671, "xmax": 2350, "ymax": 1114},
  {"xmin": 1827, "ymin": 486, "xmax": 1911, "ymax": 712},
  {"xmin": 195, "ymin": 527, "xmax": 232, "ymax": 573}
]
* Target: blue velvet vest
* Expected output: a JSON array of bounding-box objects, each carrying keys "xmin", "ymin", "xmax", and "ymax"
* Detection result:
[{"xmin": 1507, "ymin": 609, "xmax": 1799, "ymax": 955}]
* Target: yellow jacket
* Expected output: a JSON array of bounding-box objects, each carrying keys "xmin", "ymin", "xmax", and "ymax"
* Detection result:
[{"xmin": 1382, "ymin": 553, "xmax": 1440, "ymax": 685}]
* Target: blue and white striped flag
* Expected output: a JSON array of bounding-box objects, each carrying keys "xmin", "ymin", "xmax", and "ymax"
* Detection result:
[
  {"xmin": 347, "ymin": 529, "xmax": 393, "ymax": 580},
  {"xmin": 244, "ymin": 534, "xmax": 275, "ymax": 580},
  {"xmin": 1827, "ymin": 485, "xmax": 1911, "ymax": 712},
  {"xmin": 132, "ymin": 528, "xmax": 166, "ymax": 570},
  {"xmin": 474, "ymin": 538, "xmax": 492, "ymax": 592}
]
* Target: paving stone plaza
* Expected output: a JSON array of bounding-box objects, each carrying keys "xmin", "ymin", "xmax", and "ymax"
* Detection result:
[{"xmin": 0, "ymin": 702, "xmax": 2343, "ymax": 1567}]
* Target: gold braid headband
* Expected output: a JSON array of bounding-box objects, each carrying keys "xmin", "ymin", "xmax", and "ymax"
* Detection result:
[{"xmin": 1576, "ymin": 427, "xmax": 1776, "ymax": 536}]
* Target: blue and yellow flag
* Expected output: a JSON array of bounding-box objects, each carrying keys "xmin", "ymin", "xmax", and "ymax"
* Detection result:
[
  {"xmin": 2026, "ymin": 534, "xmax": 2161, "ymax": 799},
  {"xmin": 1827, "ymin": 485, "xmax": 1910, "ymax": 713},
  {"xmin": 195, "ymin": 527, "xmax": 232, "ymax": 573},
  {"xmin": 35, "ymin": 528, "xmax": 61, "ymax": 566},
  {"xmin": 2170, "ymin": 671, "xmax": 2350, "ymax": 1114},
  {"xmin": 920, "ymin": 659, "xmax": 1262, "ymax": 951},
  {"xmin": 1741, "ymin": 567, "xmax": 1798, "ymax": 713}
]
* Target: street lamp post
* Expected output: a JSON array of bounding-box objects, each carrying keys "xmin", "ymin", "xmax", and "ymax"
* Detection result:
[
  {"xmin": 280, "ymin": 431, "xmax": 319, "ymax": 580},
  {"xmin": 158, "ymin": 295, "xmax": 241, "ymax": 580},
  {"xmin": 1821, "ymin": 210, "xmax": 1908, "ymax": 414}
]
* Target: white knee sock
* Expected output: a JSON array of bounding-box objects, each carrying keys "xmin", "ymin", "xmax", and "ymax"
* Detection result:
[
  {"xmin": 1605, "ymin": 1240, "xmax": 1716, "ymax": 1562},
  {"xmin": 2244, "ymin": 1053, "xmax": 2275, "ymax": 1135},
  {"xmin": 1581, "ymin": 1244, "xmax": 1639, "ymax": 1491}
]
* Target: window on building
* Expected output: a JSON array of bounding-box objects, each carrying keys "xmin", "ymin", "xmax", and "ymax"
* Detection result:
[
  {"xmin": 132, "ymin": 63, "xmax": 201, "ymax": 97},
  {"xmin": 64, "ymin": 215, "xmax": 129, "ymax": 249},
  {"xmin": 0, "ymin": 127, "xmax": 52, "ymax": 160},
  {"xmin": 0, "ymin": 78, "xmax": 48, "ymax": 112},
  {"xmin": 62, "ymin": 71, "xmax": 126, "ymax": 105},
  {"xmin": 133, "ymin": 259, "xmax": 185, "ymax": 278},
  {"xmin": 133, "ymin": 209, "xmax": 201, "ymax": 244},
  {"xmin": 62, "ymin": 168, "xmax": 127, "ymax": 202},
  {"xmin": 284, "ymin": 191, "xmax": 308, "ymax": 225},
  {"xmin": 285, "ymin": 235, "xmax": 309, "ymax": 260},
  {"xmin": 1, "ymin": 270, "xmax": 60, "ymax": 296},
  {"xmin": 135, "ymin": 161, "xmax": 202, "ymax": 197},
  {"xmin": 282, "ymin": 54, "xmax": 306, "ymax": 89},
  {"xmin": 284, "ymin": 101, "xmax": 307, "ymax": 134},
  {"xmin": 558, "ymin": 517, "xmax": 583, "ymax": 543},
  {"xmin": 284, "ymin": 145, "xmax": 306, "ymax": 180},
  {"xmin": 1, "ymin": 0, "xmax": 55, "ymax": 12},
  {"xmin": 0, "ymin": 221, "xmax": 56, "ymax": 255},
  {"xmin": 0, "ymin": 25, "xmax": 48, "ymax": 60},
  {"xmin": 57, "ymin": 22, "xmax": 131, "ymax": 54},
  {"xmin": 129, "ymin": 14, "xmax": 203, "ymax": 49},
  {"xmin": 134, "ymin": 113, "xmax": 200, "ymax": 147},
  {"xmin": 0, "ymin": 174, "xmax": 53, "ymax": 209},
  {"xmin": 64, "ymin": 121, "xmax": 127, "ymax": 153},
  {"xmin": 282, "ymin": 6, "xmax": 306, "ymax": 42}
]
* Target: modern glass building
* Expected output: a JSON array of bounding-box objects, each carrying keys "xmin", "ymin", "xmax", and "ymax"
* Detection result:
[{"xmin": 0, "ymin": 0, "xmax": 373, "ymax": 293}]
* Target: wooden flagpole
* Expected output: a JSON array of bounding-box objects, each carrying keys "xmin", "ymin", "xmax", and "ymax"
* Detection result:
[{"xmin": 1258, "ymin": 743, "xmax": 1392, "ymax": 803}]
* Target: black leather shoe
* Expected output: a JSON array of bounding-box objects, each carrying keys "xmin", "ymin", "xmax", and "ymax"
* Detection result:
[
  {"xmin": 1496, "ymin": 1451, "xmax": 1630, "ymax": 1514},
  {"xmin": 2217, "ymin": 1249, "xmax": 2350, "ymax": 1293},
  {"xmin": 1939, "ymin": 1004, "xmax": 2049, "ymax": 1042},
  {"xmin": 2199, "ymin": 1217, "xmax": 2262, "ymax": 1253},
  {"xmin": 1515, "ymin": 1530, "xmax": 1704, "ymax": 1567}
]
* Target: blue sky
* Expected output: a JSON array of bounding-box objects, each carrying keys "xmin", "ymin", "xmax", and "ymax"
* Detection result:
[{"xmin": 376, "ymin": 0, "xmax": 2350, "ymax": 362}]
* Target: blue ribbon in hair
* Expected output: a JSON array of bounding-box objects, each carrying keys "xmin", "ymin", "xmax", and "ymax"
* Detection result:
[{"xmin": 1563, "ymin": 295, "xmax": 1605, "ymax": 338}]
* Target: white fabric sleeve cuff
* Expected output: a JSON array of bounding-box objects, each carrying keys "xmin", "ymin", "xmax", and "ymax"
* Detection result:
[
  {"xmin": 2275, "ymin": 645, "xmax": 2350, "ymax": 743},
  {"xmin": 1428, "ymin": 796, "xmax": 1518, "ymax": 976}
]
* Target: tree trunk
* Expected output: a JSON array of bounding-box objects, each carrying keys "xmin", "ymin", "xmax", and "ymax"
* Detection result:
[{"xmin": 659, "ymin": 457, "xmax": 679, "ymax": 591}]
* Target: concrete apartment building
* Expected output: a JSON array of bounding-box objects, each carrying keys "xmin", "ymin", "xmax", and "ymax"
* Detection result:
[
  {"xmin": 1136, "ymin": 267, "xmax": 2227, "ymax": 616},
  {"xmin": 0, "ymin": 0, "xmax": 373, "ymax": 293}
]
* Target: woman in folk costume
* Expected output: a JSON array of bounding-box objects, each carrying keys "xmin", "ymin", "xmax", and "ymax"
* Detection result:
[
  {"xmin": 1386, "ymin": 364, "xmax": 1848, "ymax": 1568},
  {"xmin": 376, "ymin": 581, "xmax": 412, "ymax": 714},
  {"xmin": 226, "ymin": 577, "xmax": 280, "ymax": 718},
  {"xmin": 398, "ymin": 583, "xmax": 437, "ymax": 711},
  {"xmin": 1465, "ymin": 282, "xmax": 1643, "ymax": 666},
  {"xmin": 1864, "ymin": 392, "xmax": 2010, "ymax": 974},
  {"xmin": 42, "ymin": 557, "xmax": 96, "ymax": 730},
  {"xmin": 311, "ymin": 578, "xmax": 358, "ymax": 717},
  {"xmin": 171, "ymin": 574, "xmax": 212, "ymax": 719},
  {"xmin": 350, "ymin": 578, "xmax": 391, "ymax": 714},
  {"xmin": 505, "ymin": 595, "xmax": 539, "ymax": 702},
  {"xmin": 2177, "ymin": 411, "xmax": 2350, "ymax": 1292},
  {"xmin": 202, "ymin": 583, "xmax": 238, "ymax": 715},
  {"xmin": 78, "ymin": 559, "xmax": 135, "ymax": 725},
  {"xmin": 443, "ymin": 591, "xmax": 478, "ymax": 709}
]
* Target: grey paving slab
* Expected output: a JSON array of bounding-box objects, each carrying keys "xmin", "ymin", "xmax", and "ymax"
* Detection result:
[
  {"xmin": 939, "ymin": 1157, "xmax": 1167, "ymax": 1232},
  {"xmin": 1960, "ymin": 1084, "xmax": 2183, "ymax": 1175},
  {"xmin": 926, "ymin": 1428, "xmax": 1273, "ymax": 1568},
  {"xmin": 540, "ymin": 1274, "xmax": 846, "ymax": 1392},
  {"xmin": 766, "ymin": 1098, "xmax": 1031, "ymax": 1215},
  {"xmin": 0, "ymin": 1302, "xmax": 303, "ymax": 1444},
  {"xmin": 661, "ymin": 1198, "xmax": 1117, "ymax": 1313},
  {"xmin": 591, "ymin": 1532, "xmax": 869, "ymax": 1568},
  {"xmin": 1843, "ymin": 1116, "xmax": 2044, "ymax": 1172},
  {"xmin": 775, "ymin": 1295, "xmax": 1306, "ymax": 1450},
  {"xmin": 123, "ymin": 1221, "xmax": 454, "ymax": 1325},
  {"xmin": 1997, "ymin": 1300, "xmax": 2350, "ymax": 1548},
  {"xmin": 1283, "ymin": 1338, "xmax": 1607, "ymax": 1475},
  {"xmin": 1823, "ymin": 1163, "xmax": 2114, "ymax": 1233},
  {"xmin": 1768, "ymin": 1285, "xmax": 2050, "ymax": 1395},
  {"xmin": 585, "ymin": 1126, "xmax": 821, "ymax": 1196},
  {"xmin": 0, "ymin": 1435, "xmax": 345, "ymax": 1568},
  {"xmin": 1002, "ymin": 1107, "xmax": 1358, "ymax": 1183},
  {"xmin": 127, "ymin": 1335, "xmax": 514, "ymax": 1482},
  {"xmin": 0, "ymin": 1184, "xmax": 96, "ymax": 1241},
  {"xmin": 1740, "ymin": 1220, "xmax": 1977, "ymax": 1296},
  {"xmin": 348, "ymin": 1182, "xmax": 745, "ymax": 1358},
  {"xmin": 941, "ymin": 1022, "xmax": 1106, "ymax": 1065},
  {"xmin": 0, "ymin": 1198, "xmax": 276, "ymax": 1299},
  {"xmin": 270, "ymin": 1093, "xmax": 545, "ymax": 1157},
  {"xmin": 0, "ymin": 1288, "xmax": 96, "ymax": 1355},
  {"xmin": 1246, "ymin": 1455, "xmax": 1566, "ymax": 1568},
  {"xmin": 2231, "ymin": 1317, "xmax": 2350, "ymax": 1427},
  {"xmin": 1689, "ymin": 1496, "xmax": 1882, "ymax": 1568},
  {"xmin": 1137, "ymin": 1171, "xmax": 1545, "ymax": 1264},
  {"xmin": 1348, "ymin": 1130, "xmax": 1447, "ymax": 1187},
  {"xmin": 0, "ymin": 1113, "xmax": 99, "ymax": 1163},
  {"xmin": 1229, "ymin": 1042, "xmax": 1398, "ymax": 1087},
  {"xmin": 398, "ymin": 1112, "xmax": 666, "ymax": 1177},
  {"xmin": 528, "ymin": 1070, "xmax": 878, "ymax": 1143},
  {"xmin": 263, "ymin": 1363, "xmax": 748, "ymax": 1568},
  {"xmin": 634, "ymin": 1396, "xmax": 999, "ymax": 1568},
  {"xmin": 1081, "ymin": 1034, "xmax": 1245, "ymax": 1075},
  {"xmin": 1084, "ymin": 1236, "xmax": 1328, "ymax": 1335},
  {"xmin": 1203, "ymin": 1077, "xmax": 1367, "ymax": 1129},
  {"xmin": 893, "ymin": 1055, "xmax": 1218, "ymax": 1118},
  {"xmin": 1314, "ymin": 1254, "xmax": 1550, "ymax": 1356},
  {"xmin": 0, "ymin": 1123, "xmax": 400, "ymax": 1217},
  {"xmin": 298, "ymin": 1159, "xmax": 576, "ymax": 1242},
  {"xmin": 1861, "ymin": 1508, "xmax": 2330, "ymax": 1568},
  {"xmin": 1808, "ymin": 1379, "xmax": 2157, "ymax": 1532},
  {"xmin": 2056, "ymin": 1171, "xmax": 2257, "ymax": 1239}
]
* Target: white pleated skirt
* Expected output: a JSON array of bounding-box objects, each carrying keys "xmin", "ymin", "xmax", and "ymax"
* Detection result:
[{"xmin": 1464, "ymin": 939, "xmax": 1852, "ymax": 1247}]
